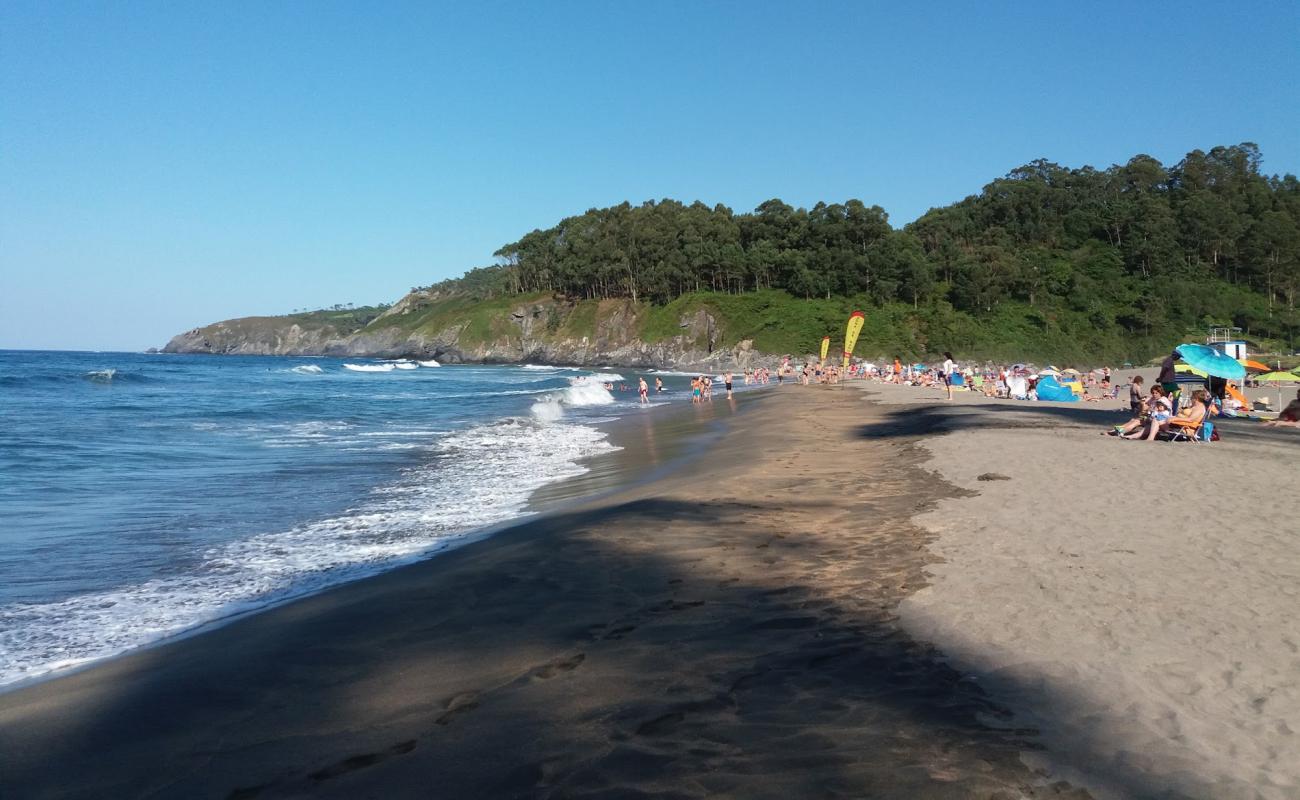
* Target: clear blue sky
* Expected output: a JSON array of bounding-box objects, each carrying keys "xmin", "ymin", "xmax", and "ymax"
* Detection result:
[{"xmin": 2, "ymin": 1, "xmax": 1297, "ymax": 351}]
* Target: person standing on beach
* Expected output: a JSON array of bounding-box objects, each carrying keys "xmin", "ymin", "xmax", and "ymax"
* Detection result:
[
  {"xmin": 1157, "ymin": 351, "xmax": 1179, "ymax": 412},
  {"xmin": 1128, "ymin": 375, "xmax": 1145, "ymax": 415},
  {"xmin": 654, "ymin": 377, "xmax": 664, "ymax": 393},
  {"xmin": 942, "ymin": 352, "xmax": 956, "ymax": 400},
  {"xmin": 638, "ymin": 376, "xmax": 649, "ymax": 404},
  {"xmin": 724, "ymin": 372, "xmax": 733, "ymax": 398}
]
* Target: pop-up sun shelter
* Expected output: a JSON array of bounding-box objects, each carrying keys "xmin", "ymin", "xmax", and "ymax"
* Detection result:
[{"xmin": 1035, "ymin": 374, "xmax": 1078, "ymax": 402}]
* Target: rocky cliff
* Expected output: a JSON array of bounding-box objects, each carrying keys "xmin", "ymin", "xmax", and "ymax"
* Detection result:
[{"xmin": 164, "ymin": 292, "xmax": 774, "ymax": 370}]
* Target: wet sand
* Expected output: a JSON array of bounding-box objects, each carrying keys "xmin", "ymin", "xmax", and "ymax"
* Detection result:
[{"xmin": 0, "ymin": 388, "xmax": 1080, "ymax": 800}]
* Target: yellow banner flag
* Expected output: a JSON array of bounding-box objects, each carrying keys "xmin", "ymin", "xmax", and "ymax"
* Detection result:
[
  {"xmin": 819, "ymin": 336, "xmax": 830, "ymax": 365},
  {"xmin": 842, "ymin": 311, "xmax": 865, "ymax": 368}
]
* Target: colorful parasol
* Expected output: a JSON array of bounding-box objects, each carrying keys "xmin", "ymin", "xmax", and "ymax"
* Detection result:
[{"xmin": 1175, "ymin": 344, "xmax": 1246, "ymax": 381}]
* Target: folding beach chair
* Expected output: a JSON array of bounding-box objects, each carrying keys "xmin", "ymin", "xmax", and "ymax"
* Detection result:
[{"xmin": 1163, "ymin": 406, "xmax": 1212, "ymax": 443}]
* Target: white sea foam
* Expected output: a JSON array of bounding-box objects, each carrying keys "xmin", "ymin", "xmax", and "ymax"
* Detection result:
[
  {"xmin": 289, "ymin": 365, "xmax": 324, "ymax": 374},
  {"xmin": 84, "ymin": 368, "xmax": 116, "ymax": 382},
  {"xmin": 529, "ymin": 377, "xmax": 616, "ymax": 421},
  {"xmin": 0, "ymin": 419, "xmax": 618, "ymax": 687},
  {"xmin": 531, "ymin": 399, "xmax": 564, "ymax": 422},
  {"xmin": 586, "ymin": 372, "xmax": 625, "ymax": 383},
  {"xmin": 343, "ymin": 363, "xmax": 395, "ymax": 373},
  {"xmin": 393, "ymin": 362, "xmax": 418, "ymax": 370},
  {"xmin": 564, "ymin": 378, "xmax": 616, "ymax": 406},
  {"xmin": 522, "ymin": 364, "xmax": 559, "ymax": 370},
  {"xmin": 418, "ymin": 360, "xmax": 441, "ymax": 368}
]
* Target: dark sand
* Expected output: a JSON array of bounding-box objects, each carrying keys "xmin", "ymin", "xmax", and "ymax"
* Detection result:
[{"xmin": 0, "ymin": 388, "xmax": 1085, "ymax": 799}]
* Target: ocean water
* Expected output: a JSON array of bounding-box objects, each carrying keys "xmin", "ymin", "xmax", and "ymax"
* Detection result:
[{"xmin": 0, "ymin": 350, "xmax": 701, "ymax": 688}]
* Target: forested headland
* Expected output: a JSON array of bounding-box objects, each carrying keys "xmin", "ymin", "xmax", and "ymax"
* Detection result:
[{"xmin": 425, "ymin": 143, "xmax": 1298, "ymax": 363}]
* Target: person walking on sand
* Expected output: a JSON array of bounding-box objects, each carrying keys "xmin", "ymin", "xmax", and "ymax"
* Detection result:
[
  {"xmin": 942, "ymin": 352, "xmax": 956, "ymax": 400},
  {"xmin": 638, "ymin": 376, "xmax": 649, "ymax": 404}
]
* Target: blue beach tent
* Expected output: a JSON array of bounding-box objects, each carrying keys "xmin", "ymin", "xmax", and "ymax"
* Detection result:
[{"xmin": 1035, "ymin": 375, "xmax": 1078, "ymax": 402}]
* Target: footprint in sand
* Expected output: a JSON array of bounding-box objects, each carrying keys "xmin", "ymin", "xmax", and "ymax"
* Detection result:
[
  {"xmin": 635, "ymin": 711, "xmax": 685, "ymax": 737},
  {"xmin": 512, "ymin": 653, "xmax": 590, "ymax": 686},
  {"xmin": 307, "ymin": 739, "xmax": 418, "ymax": 781},
  {"xmin": 435, "ymin": 691, "xmax": 481, "ymax": 725}
]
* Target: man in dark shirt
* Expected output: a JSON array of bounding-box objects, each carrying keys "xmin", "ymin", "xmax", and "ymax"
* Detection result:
[
  {"xmin": 1156, "ymin": 351, "xmax": 1178, "ymax": 391},
  {"xmin": 1156, "ymin": 350, "xmax": 1180, "ymax": 414}
]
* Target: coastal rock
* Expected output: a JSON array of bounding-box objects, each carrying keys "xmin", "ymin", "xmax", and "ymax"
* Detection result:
[{"xmin": 162, "ymin": 293, "xmax": 786, "ymax": 370}]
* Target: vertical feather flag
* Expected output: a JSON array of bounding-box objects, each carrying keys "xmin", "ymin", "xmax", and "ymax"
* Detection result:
[
  {"xmin": 819, "ymin": 336, "xmax": 830, "ymax": 366},
  {"xmin": 842, "ymin": 311, "xmax": 865, "ymax": 368}
]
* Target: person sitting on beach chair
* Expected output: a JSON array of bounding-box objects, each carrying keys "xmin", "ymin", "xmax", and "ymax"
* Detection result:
[
  {"xmin": 1132, "ymin": 389, "xmax": 1208, "ymax": 442},
  {"xmin": 1163, "ymin": 390, "xmax": 1214, "ymax": 442}
]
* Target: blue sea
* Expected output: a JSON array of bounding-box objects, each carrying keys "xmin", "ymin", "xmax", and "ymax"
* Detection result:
[{"xmin": 0, "ymin": 350, "xmax": 699, "ymax": 687}]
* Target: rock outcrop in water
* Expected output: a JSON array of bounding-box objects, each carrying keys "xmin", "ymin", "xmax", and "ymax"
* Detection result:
[{"xmin": 163, "ymin": 292, "xmax": 772, "ymax": 370}]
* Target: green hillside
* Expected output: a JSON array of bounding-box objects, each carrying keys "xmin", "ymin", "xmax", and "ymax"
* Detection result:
[{"xmin": 389, "ymin": 143, "xmax": 1298, "ymax": 364}]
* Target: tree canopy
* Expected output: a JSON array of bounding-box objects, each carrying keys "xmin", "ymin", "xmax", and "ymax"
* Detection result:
[{"xmin": 424, "ymin": 143, "xmax": 1300, "ymax": 356}]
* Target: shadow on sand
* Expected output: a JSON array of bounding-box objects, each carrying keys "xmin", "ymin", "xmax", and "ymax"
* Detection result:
[{"xmin": 1, "ymin": 395, "xmax": 1229, "ymax": 799}]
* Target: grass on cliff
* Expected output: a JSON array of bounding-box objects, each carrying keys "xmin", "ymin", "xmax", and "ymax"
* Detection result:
[
  {"xmin": 375, "ymin": 292, "xmax": 552, "ymax": 345},
  {"xmin": 310, "ymin": 288, "xmax": 1290, "ymax": 366},
  {"xmin": 633, "ymin": 290, "xmax": 1212, "ymax": 364},
  {"xmin": 281, "ymin": 306, "xmax": 389, "ymax": 334}
]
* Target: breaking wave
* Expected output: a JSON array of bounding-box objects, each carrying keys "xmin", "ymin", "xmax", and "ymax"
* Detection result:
[{"xmin": 0, "ymin": 418, "xmax": 617, "ymax": 686}]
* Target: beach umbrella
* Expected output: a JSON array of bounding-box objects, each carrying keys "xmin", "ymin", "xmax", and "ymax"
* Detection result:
[
  {"xmin": 1037, "ymin": 368, "xmax": 1061, "ymax": 377},
  {"xmin": 1255, "ymin": 371, "xmax": 1300, "ymax": 411},
  {"xmin": 1240, "ymin": 359, "xmax": 1270, "ymax": 373},
  {"xmin": 1062, "ymin": 368, "xmax": 1081, "ymax": 376},
  {"xmin": 1175, "ymin": 363, "xmax": 1209, "ymax": 379},
  {"xmin": 1175, "ymin": 344, "xmax": 1246, "ymax": 382}
]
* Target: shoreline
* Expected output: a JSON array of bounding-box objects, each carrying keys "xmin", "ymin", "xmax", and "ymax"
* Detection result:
[
  {"xmin": 0, "ymin": 386, "xmax": 1069, "ymax": 799},
  {"xmin": 5, "ymin": 376, "xmax": 1293, "ymax": 797},
  {"xmin": 0, "ymin": 380, "xmax": 750, "ymax": 696}
]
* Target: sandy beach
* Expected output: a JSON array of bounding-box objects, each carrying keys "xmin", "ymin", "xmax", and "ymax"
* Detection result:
[
  {"xmin": 2, "ymin": 387, "xmax": 1072, "ymax": 800},
  {"xmin": 2, "ymin": 382, "xmax": 1296, "ymax": 799},
  {"xmin": 860, "ymin": 381, "xmax": 1300, "ymax": 799}
]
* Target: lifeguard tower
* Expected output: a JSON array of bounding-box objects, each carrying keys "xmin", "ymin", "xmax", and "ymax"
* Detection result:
[{"xmin": 1207, "ymin": 326, "xmax": 1247, "ymax": 360}]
